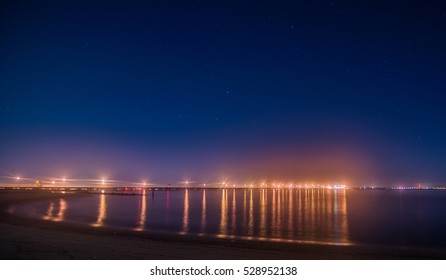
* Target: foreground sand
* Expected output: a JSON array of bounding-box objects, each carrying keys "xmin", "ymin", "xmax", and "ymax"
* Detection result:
[{"xmin": 1, "ymin": 191, "xmax": 445, "ymax": 260}]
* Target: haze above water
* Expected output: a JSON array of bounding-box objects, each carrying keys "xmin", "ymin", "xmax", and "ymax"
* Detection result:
[{"xmin": 14, "ymin": 189, "xmax": 446, "ymax": 248}]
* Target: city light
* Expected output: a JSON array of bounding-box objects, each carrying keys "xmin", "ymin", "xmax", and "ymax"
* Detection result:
[{"xmin": 2, "ymin": 174, "xmax": 354, "ymax": 190}]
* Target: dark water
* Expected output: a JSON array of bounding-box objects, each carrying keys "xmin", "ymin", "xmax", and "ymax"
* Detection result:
[{"xmin": 13, "ymin": 189, "xmax": 446, "ymax": 248}]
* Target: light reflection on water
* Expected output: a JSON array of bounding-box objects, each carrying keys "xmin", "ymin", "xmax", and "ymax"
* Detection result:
[
  {"xmin": 219, "ymin": 189, "xmax": 228, "ymax": 235},
  {"xmin": 201, "ymin": 189, "xmax": 206, "ymax": 233},
  {"xmin": 91, "ymin": 194, "xmax": 106, "ymax": 227},
  {"xmin": 180, "ymin": 189, "xmax": 189, "ymax": 235},
  {"xmin": 42, "ymin": 199, "xmax": 67, "ymax": 222},
  {"xmin": 134, "ymin": 190, "xmax": 146, "ymax": 231},
  {"xmin": 29, "ymin": 189, "xmax": 352, "ymax": 245}
]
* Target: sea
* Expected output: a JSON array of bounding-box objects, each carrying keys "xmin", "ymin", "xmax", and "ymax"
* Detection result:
[{"xmin": 12, "ymin": 188, "xmax": 446, "ymax": 248}]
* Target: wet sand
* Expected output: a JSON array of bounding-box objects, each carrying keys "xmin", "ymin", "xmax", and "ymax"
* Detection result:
[{"xmin": 1, "ymin": 190, "xmax": 445, "ymax": 260}]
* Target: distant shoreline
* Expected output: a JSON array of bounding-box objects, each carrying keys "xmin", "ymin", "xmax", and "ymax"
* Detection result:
[
  {"xmin": 2, "ymin": 186, "xmax": 446, "ymax": 192},
  {"xmin": 1, "ymin": 190, "xmax": 446, "ymax": 260}
]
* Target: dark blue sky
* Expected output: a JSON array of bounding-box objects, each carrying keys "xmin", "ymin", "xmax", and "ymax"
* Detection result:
[{"xmin": 1, "ymin": 1, "xmax": 446, "ymax": 186}]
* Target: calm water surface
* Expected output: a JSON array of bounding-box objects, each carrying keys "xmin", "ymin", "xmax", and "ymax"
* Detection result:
[{"xmin": 14, "ymin": 189, "xmax": 446, "ymax": 248}]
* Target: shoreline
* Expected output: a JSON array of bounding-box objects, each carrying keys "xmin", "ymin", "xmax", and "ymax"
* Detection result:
[{"xmin": 1, "ymin": 190, "xmax": 445, "ymax": 260}]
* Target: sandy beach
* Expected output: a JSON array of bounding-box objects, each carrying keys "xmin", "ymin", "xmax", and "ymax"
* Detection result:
[{"xmin": 1, "ymin": 190, "xmax": 445, "ymax": 260}]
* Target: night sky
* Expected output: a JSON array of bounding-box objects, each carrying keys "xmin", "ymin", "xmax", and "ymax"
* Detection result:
[{"xmin": 1, "ymin": 1, "xmax": 446, "ymax": 186}]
